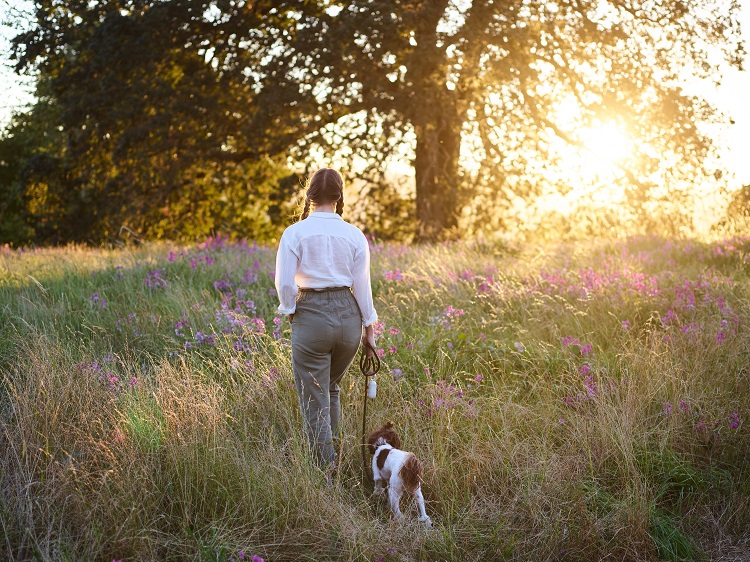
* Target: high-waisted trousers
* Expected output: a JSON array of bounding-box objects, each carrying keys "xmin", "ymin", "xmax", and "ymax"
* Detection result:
[{"xmin": 291, "ymin": 288, "xmax": 361, "ymax": 467}]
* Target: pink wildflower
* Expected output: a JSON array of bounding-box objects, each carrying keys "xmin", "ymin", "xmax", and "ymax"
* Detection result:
[
  {"xmin": 584, "ymin": 376, "xmax": 597, "ymax": 398},
  {"xmin": 561, "ymin": 335, "xmax": 580, "ymax": 347}
]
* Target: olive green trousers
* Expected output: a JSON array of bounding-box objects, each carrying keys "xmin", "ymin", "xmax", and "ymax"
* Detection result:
[{"xmin": 291, "ymin": 288, "xmax": 362, "ymax": 467}]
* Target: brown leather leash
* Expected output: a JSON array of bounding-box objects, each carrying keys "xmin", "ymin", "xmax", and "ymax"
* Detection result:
[{"xmin": 359, "ymin": 342, "xmax": 380, "ymax": 479}]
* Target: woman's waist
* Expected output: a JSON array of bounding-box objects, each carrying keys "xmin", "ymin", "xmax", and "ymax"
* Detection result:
[
  {"xmin": 294, "ymin": 271, "xmax": 354, "ymax": 289},
  {"xmin": 298, "ymin": 286, "xmax": 351, "ymax": 293}
]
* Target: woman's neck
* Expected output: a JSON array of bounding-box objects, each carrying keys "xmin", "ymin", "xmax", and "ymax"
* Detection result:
[{"xmin": 313, "ymin": 202, "xmax": 336, "ymax": 213}]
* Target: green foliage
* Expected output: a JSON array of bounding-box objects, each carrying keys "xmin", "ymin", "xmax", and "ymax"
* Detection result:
[
  {"xmin": 124, "ymin": 393, "xmax": 166, "ymax": 453},
  {"xmin": 6, "ymin": 1, "xmax": 310, "ymax": 243},
  {"xmin": 0, "ymin": 86, "xmax": 65, "ymax": 245},
  {"xmin": 649, "ymin": 506, "xmax": 702, "ymax": 561}
]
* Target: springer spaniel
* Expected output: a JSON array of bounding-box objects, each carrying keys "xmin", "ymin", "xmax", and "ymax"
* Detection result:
[{"xmin": 367, "ymin": 421, "xmax": 432, "ymax": 528}]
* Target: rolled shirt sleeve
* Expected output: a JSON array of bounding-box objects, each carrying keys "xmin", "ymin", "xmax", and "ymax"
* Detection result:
[
  {"xmin": 352, "ymin": 232, "xmax": 378, "ymax": 326},
  {"xmin": 275, "ymin": 231, "xmax": 299, "ymax": 315}
]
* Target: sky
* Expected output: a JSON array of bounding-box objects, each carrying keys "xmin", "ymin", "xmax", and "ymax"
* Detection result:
[{"xmin": 1, "ymin": 0, "xmax": 749, "ymax": 188}]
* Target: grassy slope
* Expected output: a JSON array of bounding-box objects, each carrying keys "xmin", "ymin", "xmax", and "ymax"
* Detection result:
[{"xmin": 0, "ymin": 235, "xmax": 748, "ymax": 561}]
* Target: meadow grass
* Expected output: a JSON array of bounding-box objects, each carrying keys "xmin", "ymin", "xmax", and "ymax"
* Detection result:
[{"xmin": 0, "ymin": 235, "xmax": 748, "ymax": 561}]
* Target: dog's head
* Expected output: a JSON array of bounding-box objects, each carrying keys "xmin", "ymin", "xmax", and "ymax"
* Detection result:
[{"xmin": 367, "ymin": 421, "xmax": 402, "ymax": 455}]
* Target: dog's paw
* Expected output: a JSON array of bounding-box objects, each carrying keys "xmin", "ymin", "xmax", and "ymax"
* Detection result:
[{"xmin": 419, "ymin": 515, "xmax": 433, "ymax": 529}]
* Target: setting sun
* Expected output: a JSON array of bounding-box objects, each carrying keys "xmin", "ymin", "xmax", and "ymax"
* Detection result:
[{"xmin": 580, "ymin": 121, "xmax": 631, "ymax": 168}]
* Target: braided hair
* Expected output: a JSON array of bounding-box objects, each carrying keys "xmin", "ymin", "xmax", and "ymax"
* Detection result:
[{"xmin": 300, "ymin": 168, "xmax": 344, "ymax": 221}]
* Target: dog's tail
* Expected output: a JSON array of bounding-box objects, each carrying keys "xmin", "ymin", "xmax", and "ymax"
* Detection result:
[{"xmin": 399, "ymin": 453, "xmax": 423, "ymax": 495}]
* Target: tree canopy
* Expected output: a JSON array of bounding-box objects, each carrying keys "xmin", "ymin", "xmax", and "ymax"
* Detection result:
[{"xmin": 4, "ymin": 0, "xmax": 745, "ymax": 243}]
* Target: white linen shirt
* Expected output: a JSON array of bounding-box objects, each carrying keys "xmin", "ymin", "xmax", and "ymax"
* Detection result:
[{"xmin": 274, "ymin": 212, "xmax": 378, "ymax": 326}]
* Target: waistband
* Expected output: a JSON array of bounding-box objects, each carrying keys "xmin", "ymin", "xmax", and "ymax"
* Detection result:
[{"xmin": 298, "ymin": 286, "xmax": 351, "ymax": 293}]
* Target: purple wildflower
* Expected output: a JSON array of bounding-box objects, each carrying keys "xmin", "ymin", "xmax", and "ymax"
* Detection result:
[
  {"xmin": 561, "ymin": 335, "xmax": 580, "ymax": 347},
  {"xmin": 89, "ymin": 292, "xmax": 108, "ymax": 309},
  {"xmin": 584, "ymin": 376, "xmax": 597, "ymax": 398},
  {"xmin": 213, "ymin": 278, "xmax": 233, "ymax": 293},
  {"xmin": 144, "ymin": 269, "xmax": 168, "ymax": 289},
  {"xmin": 661, "ymin": 309, "xmax": 677, "ymax": 325}
]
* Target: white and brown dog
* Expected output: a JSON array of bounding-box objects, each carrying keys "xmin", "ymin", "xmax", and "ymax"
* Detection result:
[{"xmin": 367, "ymin": 421, "xmax": 432, "ymax": 528}]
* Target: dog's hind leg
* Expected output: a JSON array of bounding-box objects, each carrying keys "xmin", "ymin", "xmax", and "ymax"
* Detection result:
[
  {"xmin": 414, "ymin": 487, "xmax": 432, "ymax": 528},
  {"xmin": 388, "ymin": 485, "xmax": 404, "ymax": 519}
]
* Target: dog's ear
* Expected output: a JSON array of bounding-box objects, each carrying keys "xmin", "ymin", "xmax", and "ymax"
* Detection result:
[
  {"xmin": 367, "ymin": 422, "xmax": 399, "ymax": 454},
  {"xmin": 386, "ymin": 428, "xmax": 402, "ymax": 451},
  {"xmin": 366, "ymin": 428, "xmax": 381, "ymax": 455}
]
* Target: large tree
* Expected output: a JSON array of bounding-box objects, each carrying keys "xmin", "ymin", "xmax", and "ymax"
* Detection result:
[
  {"xmin": 10, "ymin": 1, "xmax": 321, "ymax": 241},
  {"xmin": 11, "ymin": 0, "xmax": 744, "ymax": 241},
  {"xmin": 311, "ymin": 0, "xmax": 744, "ymax": 239}
]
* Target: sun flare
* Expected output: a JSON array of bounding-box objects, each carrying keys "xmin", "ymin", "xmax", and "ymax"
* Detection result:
[{"xmin": 580, "ymin": 121, "xmax": 631, "ymax": 167}]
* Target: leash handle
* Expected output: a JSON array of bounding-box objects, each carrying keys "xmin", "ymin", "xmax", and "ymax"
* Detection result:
[{"xmin": 359, "ymin": 342, "xmax": 380, "ymax": 377}]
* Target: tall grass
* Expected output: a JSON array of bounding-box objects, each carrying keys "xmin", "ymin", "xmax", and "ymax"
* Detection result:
[{"xmin": 1, "ymin": 235, "xmax": 748, "ymax": 561}]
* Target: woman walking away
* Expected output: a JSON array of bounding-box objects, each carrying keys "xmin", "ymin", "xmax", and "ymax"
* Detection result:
[{"xmin": 275, "ymin": 168, "xmax": 378, "ymax": 475}]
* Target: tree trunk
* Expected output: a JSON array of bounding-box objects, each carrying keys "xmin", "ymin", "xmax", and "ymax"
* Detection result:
[{"xmin": 413, "ymin": 101, "xmax": 462, "ymax": 242}]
